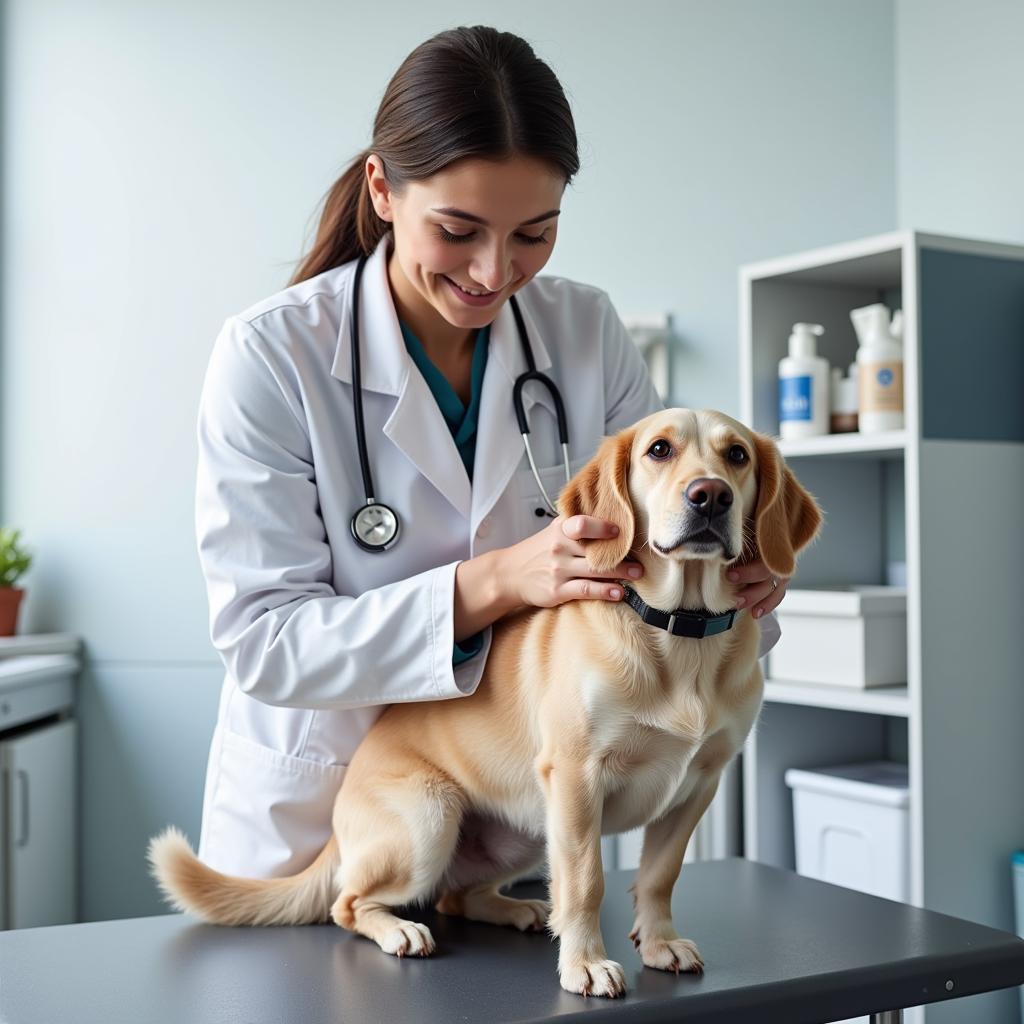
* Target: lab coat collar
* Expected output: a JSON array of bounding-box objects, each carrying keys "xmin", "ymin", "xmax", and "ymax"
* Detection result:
[
  {"xmin": 330, "ymin": 234, "xmax": 560, "ymax": 527},
  {"xmin": 329, "ymin": 235, "xmax": 468, "ymax": 518},
  {"xmin": 470, "ymin": 289, "xmax": 559, "ymax": 536},
  {"xmin": 331, "ymin": 234, "xmax": 405, "ymax": 395},
  {"xmin": 329, "ymin": 234, "xmax": 556, "ymax": 400}
]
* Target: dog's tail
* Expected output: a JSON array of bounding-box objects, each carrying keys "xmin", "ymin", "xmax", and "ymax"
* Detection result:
[{"xmin": 147, "ymin": 826, "xmax": 340, "ymax": 927}]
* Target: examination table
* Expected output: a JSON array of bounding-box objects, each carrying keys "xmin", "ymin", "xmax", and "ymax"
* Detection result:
[{"xmin": 2, "ymin": 859, "xmax": 1023, "ymax": 1023}]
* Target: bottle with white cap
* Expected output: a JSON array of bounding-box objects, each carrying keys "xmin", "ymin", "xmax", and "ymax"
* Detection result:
[
  {"xmin": 778, "ymin": 323, "xmax": 829, "ymax": 438},
  {"xmin": 851, "ymin": 303, "xmax": 905, "ymax": 433}
]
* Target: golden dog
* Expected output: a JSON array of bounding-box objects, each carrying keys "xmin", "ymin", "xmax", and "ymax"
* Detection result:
[{"xmin": 149, "ymin": 408, "xmax": 822, "ymax": 998}]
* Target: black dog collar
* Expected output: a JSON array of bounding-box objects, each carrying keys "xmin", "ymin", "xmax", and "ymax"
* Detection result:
[{"xmin": 621, "ymin": 585, "xmax": 737, "ymax": 639}]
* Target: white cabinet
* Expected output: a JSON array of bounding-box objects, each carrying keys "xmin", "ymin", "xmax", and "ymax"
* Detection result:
[
  {"xmin": 0, "ymin": 642, "xmax": 80, "ymax": 929},
  {"xmin": 738, "ymin": 230, "xmax": 1024, "ymax": 1024},
  {"xmin": 2, "ymin": 718, "xmax": 77, "ymax": 928}
]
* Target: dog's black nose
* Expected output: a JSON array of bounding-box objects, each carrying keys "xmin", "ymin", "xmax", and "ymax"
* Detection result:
[{"xmin": 685, "ymin": 477, "xmax": 733, "ymax": 517}]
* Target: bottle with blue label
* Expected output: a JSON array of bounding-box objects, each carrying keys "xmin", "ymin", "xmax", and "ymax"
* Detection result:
[{"xmin": 778, "ymin": 323, "xmax": 829, "ymax": 439}]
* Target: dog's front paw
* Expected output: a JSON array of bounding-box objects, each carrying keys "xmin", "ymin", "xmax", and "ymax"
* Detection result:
[
  {"xmin": 379, "ymin": 921, "xmax": 436, "ymax": 958},
  {"xmin": 559, "ymin": 955, "xmax": 627, "ymax": 998},
  {"xmin": 629, "ymin": 926, "xmax": 704, "ymax": 975}
]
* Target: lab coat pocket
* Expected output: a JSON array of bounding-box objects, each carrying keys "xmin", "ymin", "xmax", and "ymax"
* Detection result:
[{"xmin": 200, "ymin": 727, "xmax": 349, "ymax": 879}]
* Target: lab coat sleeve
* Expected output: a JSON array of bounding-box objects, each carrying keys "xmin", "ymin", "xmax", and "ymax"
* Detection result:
[
  {"xmin": 756, "ymin": 609, "xmax": 781, "ymax": 658},
  {"xmin": 195, "ymin": 317, "xmax": 484, "ymax": 711},
  {"xmin": 597, "ymin": 291, "xmax": 783, "ymax": 658}
]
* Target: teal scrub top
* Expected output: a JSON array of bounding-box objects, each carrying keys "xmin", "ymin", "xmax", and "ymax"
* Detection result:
[{"xmin": 400, "ymin": 320, "xmax": 490, "ymax": 666}]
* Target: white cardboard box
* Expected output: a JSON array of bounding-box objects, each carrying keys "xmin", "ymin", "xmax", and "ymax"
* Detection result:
[
  {"xmin": 769, "ymin": 586, "xmax": 907, "ymax": 688},
  {"xmin": 785, "ymin": 760, "xmax": 910, "ymax": 903}
]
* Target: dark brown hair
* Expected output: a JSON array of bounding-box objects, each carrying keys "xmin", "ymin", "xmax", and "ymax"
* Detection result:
[{"xmin": 288, "ymin": 26, "xmax": 579, "ymax": 286}]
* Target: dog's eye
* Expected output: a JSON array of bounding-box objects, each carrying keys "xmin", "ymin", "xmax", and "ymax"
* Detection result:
[
  {"xmin": 647, "ymin": 439, "xmax": 672, "ymax": 460},
  {"xmin": 727, "ymin": 444, "xmax": 749, "ymax": 465}
]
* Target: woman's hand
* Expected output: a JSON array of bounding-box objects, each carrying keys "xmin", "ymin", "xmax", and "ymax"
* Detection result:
[
  {"xmin": 727, "ymin": 558, "xmax": 788, "ymax": 619},
  {"xmin": 496, "ymin": 514, "xmax": 644, "ymax": 610}
]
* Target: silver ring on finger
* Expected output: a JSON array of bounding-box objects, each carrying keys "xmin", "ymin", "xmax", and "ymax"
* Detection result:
[{"xmin": 770, "ymin": 576, "xmax": 779, "ymax": 592}]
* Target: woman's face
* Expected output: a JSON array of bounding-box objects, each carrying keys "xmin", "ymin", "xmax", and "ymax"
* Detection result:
[{"xmin": 366, "ymin": 154, "xmax": 565, "ymax": 333}]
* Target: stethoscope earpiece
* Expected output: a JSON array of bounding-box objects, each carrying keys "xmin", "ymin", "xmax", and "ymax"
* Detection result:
[{"xmin": 347, "ymin": 252, "xmax": 570, "ymax": 551}]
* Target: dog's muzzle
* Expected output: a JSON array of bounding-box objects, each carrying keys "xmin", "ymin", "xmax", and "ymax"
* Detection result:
[{"xmin": 652, "ymin": 477, "xmax": 739, "ymax": 558}]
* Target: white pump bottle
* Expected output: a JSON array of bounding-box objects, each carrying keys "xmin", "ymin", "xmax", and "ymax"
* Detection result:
[{"xmin": 778, "ymin": 323, "xmax": 829, "ymax": 439}]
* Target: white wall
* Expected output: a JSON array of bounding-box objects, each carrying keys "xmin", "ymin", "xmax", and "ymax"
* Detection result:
[
  {"xmin": 897, "ymin": 0, "xmax": 1024, "ymax": 243},
  {"xmin": 1, "ymin": 0, "xmax": 896, "ymax": 920}
]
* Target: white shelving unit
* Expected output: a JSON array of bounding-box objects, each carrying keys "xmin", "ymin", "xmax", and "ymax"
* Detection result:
[
  {"xmin": 777, "ymin": 429, "xmax": 907, "ymax": 459},
  {"xmin": 738, "ymin": 230, "xmax": 1024, "ymax": 1024}
]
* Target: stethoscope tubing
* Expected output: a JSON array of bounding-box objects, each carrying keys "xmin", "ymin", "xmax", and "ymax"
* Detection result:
[
  {"xmin": 349, "ymin": 252, "xmax": 570, "ymax": 550},
  {"xmin": 350, "ymin": 253, "xmax": 377, "ymax": 506}
]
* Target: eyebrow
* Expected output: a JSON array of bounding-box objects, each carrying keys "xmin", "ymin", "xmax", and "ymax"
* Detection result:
[{"xmin": 430, "ymin": 206, "xmax": 561, "ymax": 228}]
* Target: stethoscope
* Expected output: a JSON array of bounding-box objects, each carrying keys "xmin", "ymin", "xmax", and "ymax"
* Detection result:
[{"xmin": 349, "ymin": 252, "xmax": 570, "ymax": 552}]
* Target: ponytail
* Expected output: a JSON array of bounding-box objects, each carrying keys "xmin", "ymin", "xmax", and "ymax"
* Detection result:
[{"xmin": 288, "ymin": 151, "xmax": 390, "ymax": 286}]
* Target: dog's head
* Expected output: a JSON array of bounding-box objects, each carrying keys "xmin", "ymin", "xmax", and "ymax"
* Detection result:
[{"xmin": 558, "ymin": 408, "xmax": 822, "ymax": 579}]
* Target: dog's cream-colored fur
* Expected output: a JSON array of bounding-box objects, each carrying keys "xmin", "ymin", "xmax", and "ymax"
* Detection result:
[{"xmin": 149, "ymin": 408, "xmax": 822, "ymax": 997}]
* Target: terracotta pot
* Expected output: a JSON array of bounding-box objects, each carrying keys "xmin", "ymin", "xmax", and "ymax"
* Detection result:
[{"xmin": 0, "ymin": 587, "xmax": 25, "ymax": 636}]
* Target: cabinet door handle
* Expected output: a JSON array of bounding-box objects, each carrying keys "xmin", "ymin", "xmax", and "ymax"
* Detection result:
[{"xmin": 16, "ymin": 769, "xmax": 29, "ymax": 848}]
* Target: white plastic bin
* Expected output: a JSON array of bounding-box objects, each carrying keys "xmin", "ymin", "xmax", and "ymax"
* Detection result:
[
  {"xmin": 769, "ymin": 586, "xmax": 907, "ymax": 688},
  {"xmin": 785, "ymin": 760, "xmax": 910, "ymax": 903}
]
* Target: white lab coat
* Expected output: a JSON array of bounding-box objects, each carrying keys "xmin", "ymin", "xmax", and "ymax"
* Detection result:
[{"xmin": 194, "ymin": 234, "xmax": 780, "ymax": 878}]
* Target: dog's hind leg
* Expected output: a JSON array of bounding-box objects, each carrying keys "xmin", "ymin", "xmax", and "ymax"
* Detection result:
[
  {"xmin": 435, "ymin": 813, "xmax": 549, "ymax": 932},
  {"xmin": 437, "ymin": 883, "xmax": 550, "ymax": 933},
  {"xmin": 329, "ymin": 756, "xmax": 466, "ymax": 957}
]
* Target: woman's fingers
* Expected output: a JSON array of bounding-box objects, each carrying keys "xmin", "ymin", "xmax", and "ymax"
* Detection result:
[
  {"xmin": 727, "ymin": 556, "xmax": 789, "ymax": 617},
  {"xmin": 553, "ymin": 516, "xmax": 643, "ymax": 602},
  {"xmin": 561, "ymin": 514, "xmax": 620, "ymax": 542},
  {"xmin": 735, "ymin": 576, "xmax": 789, "ymax": 617},
  {"xmin": 750, "ymin": 576, "xmax": 788, "ymax": 617},
  {"xmin": 726, "ymin": 560, "xmax": 769, "ymax": 587},
  {"xmin": 564, "ymin": 554, "xmax": 641, "ymax": 578},
  {"xmin": 565, "ymin": 577, "xmax": 626, "ymax": 602},
  {"xmin": 559, "ymin": 557, "xmax": 642, "ymax": 602}
]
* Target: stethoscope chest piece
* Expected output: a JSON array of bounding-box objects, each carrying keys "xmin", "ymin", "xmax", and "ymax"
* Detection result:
[{"xmin": 351, "ymin": 501, "xmax": 400, "ymax": 552}]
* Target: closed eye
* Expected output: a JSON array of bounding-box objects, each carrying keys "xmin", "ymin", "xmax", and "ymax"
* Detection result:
[{"xmin": 438, "ymin": 227, "xmax": 549, "ymax": 246}]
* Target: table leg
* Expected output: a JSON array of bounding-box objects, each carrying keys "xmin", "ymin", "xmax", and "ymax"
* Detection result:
[{"xmin": 870, "ymin": 1012, "xmax": 903, "ymax": 1023}]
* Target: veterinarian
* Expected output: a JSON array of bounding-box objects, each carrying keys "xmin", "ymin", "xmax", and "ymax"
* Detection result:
[{"xmin": 194, "ymin": 25, "xmax": 789, "ymax": 879}]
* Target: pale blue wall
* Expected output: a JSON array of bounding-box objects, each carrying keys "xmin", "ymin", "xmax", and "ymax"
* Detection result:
[
  {"xmin": 1, "ymin": 0, "xmax": 895, "ymax": 921},
  {"xmin": 897, "ymin": 0, "xmax": 1024, "ymax": 244}
]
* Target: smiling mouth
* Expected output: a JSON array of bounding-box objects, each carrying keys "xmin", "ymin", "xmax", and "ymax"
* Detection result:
[{"xmin": 443, "ymin": 276, "xmax": 498, "ymax": 298}]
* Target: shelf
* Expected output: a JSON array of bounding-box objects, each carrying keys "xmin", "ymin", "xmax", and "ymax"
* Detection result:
[
  {"xmin": 763, "ymin": 678, "xmax": 910, "ymax": 717},
  {"xmin": 740, "ymin": 230, "xmax": 908, "ymax": 286},
  {"xmin": 774, "ymin": 430, "xmax": 907, "ymax": 459}
]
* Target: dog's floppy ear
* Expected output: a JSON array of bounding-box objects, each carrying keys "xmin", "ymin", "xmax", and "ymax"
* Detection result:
[
  {"xmin": 749, "ymin": 432, "xmax": 823, "ymax": 579},
  {"xmin": 557, "ymin": 429, "xmax": 636, "ymax": 574}
]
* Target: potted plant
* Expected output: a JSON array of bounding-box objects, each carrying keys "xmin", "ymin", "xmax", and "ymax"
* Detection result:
[{"xmin": 0, "ymin": 527, "xmax": 32, "ymax": 636}]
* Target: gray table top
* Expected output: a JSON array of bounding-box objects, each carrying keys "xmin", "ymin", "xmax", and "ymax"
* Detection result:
[{"xmin": 3, "ymin": 859, "xmax": 1024, "ymax": 1023}]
